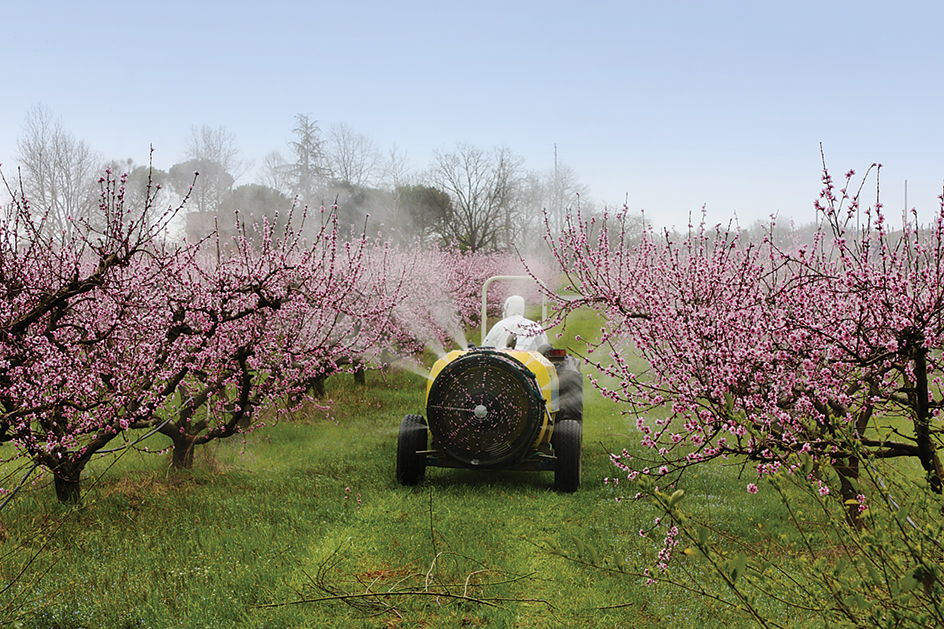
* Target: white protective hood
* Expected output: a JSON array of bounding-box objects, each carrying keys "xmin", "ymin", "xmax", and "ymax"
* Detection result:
[{"xmin": 502, "ymin": 295, "xmax": 525, "ymax": 319}]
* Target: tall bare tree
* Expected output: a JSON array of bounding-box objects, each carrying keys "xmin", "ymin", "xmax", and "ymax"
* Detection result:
[
  {"xmin": 513, "ymin": 148, "xmax": 594, "ymax": 253},
  {"xmin": 380, "ymin": 145, "xmax": 413, "ymax": 193},
  {"xmin": 325, "ymin": 122, "xmax": 381, "ymax": 188},
  {"xmin": 258, "ymin": 150, "xmax": 292, "ymax": 198},
  {"xmin": 427, "ymin": 144, "xmax": 523, "ymax": 252},
  {"xmin": 177, "ymin": 125, "xmax": 243, "ymax": 214},
  {"xmin": 15, "ymin": 104, "xmax": 101, "ymax": 240},
  {"xmin": 546, "ymin": 147, "xmax": 591, "ymax": 235},
  {"xmin": 185, "ymin": 125, "xmax": 245, "ymax": 179}
]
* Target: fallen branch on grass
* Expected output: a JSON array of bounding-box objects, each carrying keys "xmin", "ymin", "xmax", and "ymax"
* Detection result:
[{"xmin": 251, "ymin": 540, "xmax": 553, "ymax": 617}]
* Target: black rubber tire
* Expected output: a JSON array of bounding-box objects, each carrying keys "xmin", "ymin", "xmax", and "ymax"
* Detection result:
[
  {"xmin": 553, "ymin": 419, "xmax": 582, "ymax": 493},
  {"xmin": 396, "ymin": 414, "xmax": 427, "ymax": 486},
  {"xmin": 556, "ymin": 356, "xmax": 584, "ymax": 425}
]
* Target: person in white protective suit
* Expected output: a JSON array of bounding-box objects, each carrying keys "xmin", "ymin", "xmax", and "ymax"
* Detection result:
[{"xmin": 482, "ymin": 295, "xmax": 549, "ymax": 351}]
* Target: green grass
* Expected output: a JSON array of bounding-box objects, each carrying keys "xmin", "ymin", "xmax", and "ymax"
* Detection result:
[{"xmin": 0, "ymin": 311, "xmax": 825, "ymax": 628}]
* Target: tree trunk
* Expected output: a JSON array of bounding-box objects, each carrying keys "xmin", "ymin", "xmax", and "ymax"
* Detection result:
[
  {"xmin": 53, "ymin": 468, "xmax": 82, "ymax": 504},
  {"xmin": 913, "ymin": 346, "xmax": 944, "ymax": 494},
  {"xmin": 171, "ymin": 435, "xmax": 197, "ymax": 469},
  {"xmin": 834, "ymin": 455, "xmax": 862, "ymax": 529},
  {"xmin": 309, "ymin": 376, "xmax": 327, "ymax": 398}
]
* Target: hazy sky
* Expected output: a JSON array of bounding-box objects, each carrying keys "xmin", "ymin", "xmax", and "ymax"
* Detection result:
[{"xmin": 2, "ymin": 0, "xmax": 942, "ymax": 230}]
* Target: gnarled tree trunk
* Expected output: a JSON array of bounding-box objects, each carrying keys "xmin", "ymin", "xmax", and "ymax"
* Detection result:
[
  {"xmin": 51, "ymin": 463, "xmax": 83, "ymax": 504},
  {"xmin": 171, "ymin": 434, "xmax": 198, "ymax": 470}
]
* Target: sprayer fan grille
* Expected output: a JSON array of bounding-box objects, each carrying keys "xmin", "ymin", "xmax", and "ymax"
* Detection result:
[{"xmin": 426, "ymin": 351, "xmax": 543, "ymax": 468}]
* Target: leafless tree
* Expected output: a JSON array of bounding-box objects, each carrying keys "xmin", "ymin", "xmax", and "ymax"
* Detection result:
[
  {"xmin": 511, "ymin": 149, "xmax": 595, "ymax": 253},
  {"xmin": 259, "ymin": 150, "xmax": 292, "ymax": 198},
  {"xmin": 379, "ymin": 144, "xmax": 413, "ymax": 192},
  {"xmin": 14, "ymin": 104, "xmax": 101, "ymax": 240},
  {"xmin": 325, "ymin": 122, "xmax": 381, "ymax": 189},
  {"xmin": 516, "ymin": 170, "xmax": 550, "ymax": 254},
  {"xmin": 185, "ymin": 125, "xmax": 246, "ymax": 181},
  {"xmin": 545, "ymin": 149, "xmax": 591, "ymax": 235},
  {"xmin": 427, "ymin": 144, "xmax": 524, "ymax": 252},
  {"xmin": 177, "ymin": 125, "xmax": 243, "ymax": 214}
]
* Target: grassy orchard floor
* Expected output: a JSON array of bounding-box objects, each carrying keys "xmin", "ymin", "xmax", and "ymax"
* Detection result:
[{"xmin": 0, "ymin": 312, "xmax": 815, "ymax": 628}]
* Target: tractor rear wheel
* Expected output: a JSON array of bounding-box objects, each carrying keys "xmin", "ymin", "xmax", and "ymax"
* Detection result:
[
  {"xmin": 396, "ymin": 414, "xmax": 427, "ymax": 486},
  {"xmin": 553, "ymin": 419, "xmax": 582, "ymax": 493},
  {"xmin": 556, "ymin": 355, "xmax": 584, "ymax": 424}
]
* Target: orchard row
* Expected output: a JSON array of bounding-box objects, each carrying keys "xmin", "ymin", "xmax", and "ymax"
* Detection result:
[
  {"xmin": 4, "ymin": 161, "xmax": 943, "ymax": 517},
  {"xmin": 0, "ymin": 168, "xmax": 540, "ymax": 503}
]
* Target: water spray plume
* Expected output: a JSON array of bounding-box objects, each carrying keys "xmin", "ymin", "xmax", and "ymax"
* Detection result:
[{"xmin": 390, "ymin": 355, "xmax": 435, "ymax": 380}]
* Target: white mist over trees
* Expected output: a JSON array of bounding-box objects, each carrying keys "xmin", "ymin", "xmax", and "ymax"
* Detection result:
[{"xmin": 7, "ymin": 105, "xmax": 602, "ymax": 253}]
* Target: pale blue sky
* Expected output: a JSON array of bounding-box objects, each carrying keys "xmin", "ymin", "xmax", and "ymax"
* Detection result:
[{"xmin": 2, "ymin": 0, "xmax": 942, "ymax": 230}]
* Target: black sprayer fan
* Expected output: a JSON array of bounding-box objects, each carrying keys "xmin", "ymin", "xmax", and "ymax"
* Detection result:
[{"xmin": 426, "ymin": 350, "xmax": 545, "ymax": 468}]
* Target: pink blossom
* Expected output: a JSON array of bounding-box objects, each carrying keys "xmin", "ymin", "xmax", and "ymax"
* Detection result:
[{"xmin": 537, "ymin": 161, "xmax": 944, "ymax": 570}]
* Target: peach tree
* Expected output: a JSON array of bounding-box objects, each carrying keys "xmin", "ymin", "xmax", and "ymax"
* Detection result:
[
  {"xmin": 542, "ymin": 163, "xmax": 944, "ymax": 625},
  {"xmin": 0, "ymin": 168, "xmax": 400, "ymax": 502}
]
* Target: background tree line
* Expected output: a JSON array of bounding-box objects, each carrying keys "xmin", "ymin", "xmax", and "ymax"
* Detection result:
[{"xmin": 8, "ymin": 105, "xmax": 596, "ymax": 253}]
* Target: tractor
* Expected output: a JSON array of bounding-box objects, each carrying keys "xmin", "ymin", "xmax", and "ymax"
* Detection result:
[{"xmin": 395, "ymin": 277, "xmax": 584, "ymax": 492}]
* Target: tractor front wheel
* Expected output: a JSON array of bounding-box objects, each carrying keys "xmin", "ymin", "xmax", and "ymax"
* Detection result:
[
  {"xmin": 396, "ymin": 414, "xmax": 427, "ymax": 486},
  {"xmin": 553, "ymin": 419, "xmax": 582, "ymax": 493}
]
